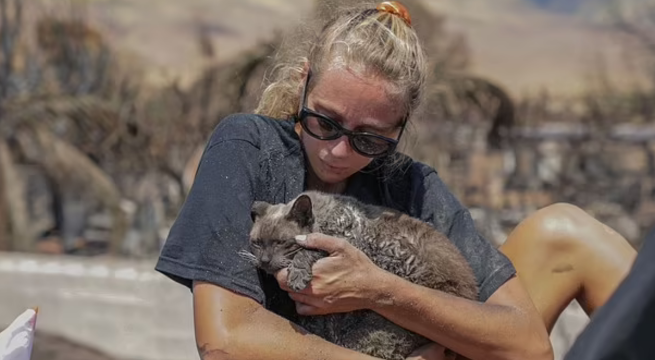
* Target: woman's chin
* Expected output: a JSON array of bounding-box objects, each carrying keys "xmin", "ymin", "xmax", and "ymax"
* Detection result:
[{"xmin": 316, "ymin": 171, "xmax": 350, "ymax": 186}]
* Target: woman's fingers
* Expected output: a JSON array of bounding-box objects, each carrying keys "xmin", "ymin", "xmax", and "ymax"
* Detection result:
[
  {"xmin": 296, "ymin": 302, "xmax": 323, "ymax": 315},
  {"xmin": 289, "ymin": 292, "xmax": 318, "ymax": 305},
  {"xmin": 406, "ymin": 343, "xmax": 448, "ymax": 360},
  {"xmin": 295, "ymin": 233, "xmax": 347, "ymax": 254},
  {"xmin": 275, "ymin": 268, "xmax": 291, "ymax": 291},
  {"xmin": 289, "ymin": 292, "xmax": 336, "ymax": 315}
]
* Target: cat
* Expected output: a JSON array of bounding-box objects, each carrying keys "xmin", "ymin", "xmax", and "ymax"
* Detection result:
[{"xmin": 244, "ymin": 190, "xmax": 478, "ymax": 360}]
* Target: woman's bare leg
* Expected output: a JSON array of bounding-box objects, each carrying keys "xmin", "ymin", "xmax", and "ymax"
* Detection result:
[{"xmin": 499, "ymin": 203, "xmax": 638, "ymax": 332}]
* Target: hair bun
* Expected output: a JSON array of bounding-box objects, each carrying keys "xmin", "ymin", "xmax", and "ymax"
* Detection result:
[{"xmin": 376, "ymin": 1, "xmax": 412, "ymax": 26}]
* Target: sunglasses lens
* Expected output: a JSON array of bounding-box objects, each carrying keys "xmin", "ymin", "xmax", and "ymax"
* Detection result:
[
  {"xmin": 303, "ymin": 115, "xmax": 340, "ymax": 139},
  {"xmin": 300, "ymin": 112, "xmax": 396, "ymax": 157},
  {"xmin": 352, "ymin": 135, "xmax": 394, "ymax": 156}
]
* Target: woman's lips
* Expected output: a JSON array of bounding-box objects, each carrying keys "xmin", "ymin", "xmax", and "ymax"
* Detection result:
[{"xmin": 322, "ymin": 159, "xmax": 347, "ymax": 172}]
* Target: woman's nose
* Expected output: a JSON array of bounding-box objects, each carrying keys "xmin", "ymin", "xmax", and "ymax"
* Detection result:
[{"xmin": 329, "ymin": 136, "xmax": 353, "ymax": 158}]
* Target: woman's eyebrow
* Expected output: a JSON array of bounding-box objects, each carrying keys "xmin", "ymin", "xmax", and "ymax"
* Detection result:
[
  {"xmin": 314, "ymin": 102, "xmax": 393, "ymax": 133},
  {"xmin": 314, "ymin": 102, "xmax": 345, "ymax": 123}
]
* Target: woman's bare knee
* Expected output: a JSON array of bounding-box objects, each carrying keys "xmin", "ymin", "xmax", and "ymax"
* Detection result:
[
  {"xmin": 501, "ymin": 203, "xmax": 591, "ymax": 330},
  {"xmin": 505, "ymin": 202, "xmax": 595, "ymax": 253},
  {"xmin": 507, "ymin": 201, "xmax": 636, "ymax": 283},
  {"xmin": 509, "ymin": 202, "xmax": 635, "ymax": 253},
  {"xmin": 504, "ymin": 202, "xmax": 637, "ymax": 318}
]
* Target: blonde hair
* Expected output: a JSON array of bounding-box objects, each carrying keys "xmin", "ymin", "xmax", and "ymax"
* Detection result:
[{"xmin": 255, "ymin": 1, "xmax": 427, "ymax": 125}]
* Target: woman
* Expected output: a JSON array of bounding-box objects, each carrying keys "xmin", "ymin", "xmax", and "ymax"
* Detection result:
[{"xmin": 155, "ymin": 2, "xmax": 637, "ymax": 359}]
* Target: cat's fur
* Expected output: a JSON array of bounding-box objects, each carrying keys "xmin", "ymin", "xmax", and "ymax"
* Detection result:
[{"xmin": 244, "ymin": 190, "xmax": 478, "ymax": 360}]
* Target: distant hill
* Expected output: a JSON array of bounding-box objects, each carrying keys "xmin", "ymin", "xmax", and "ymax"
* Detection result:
[
  {"xmin": 30, "ymin": 0, "xmax": 651, "ymax": 98},
  {"xmin": 423, "ymin": 0, "xmax": 648, "ymax": 98}
]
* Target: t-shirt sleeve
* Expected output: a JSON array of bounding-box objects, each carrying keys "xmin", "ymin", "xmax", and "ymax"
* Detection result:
[
  {"xmin": 416, "ymin": 169, "xmax": 516, "ymax": 302},
  {"xmin": 154, "ymin": 116, "xmax": 266, "ymax": 304}
]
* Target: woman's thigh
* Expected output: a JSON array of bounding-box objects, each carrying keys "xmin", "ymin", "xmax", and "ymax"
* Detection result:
[{"xmin": 498, "ymin": 203, "xmax": 637, "ymax": 332}]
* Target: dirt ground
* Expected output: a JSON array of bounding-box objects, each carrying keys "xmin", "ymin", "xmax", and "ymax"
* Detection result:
[{"xmin": 31, "ymin": 331, "xmax": 123, "ymax": 360}]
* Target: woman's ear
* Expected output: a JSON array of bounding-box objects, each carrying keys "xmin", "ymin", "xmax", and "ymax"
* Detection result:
[{"xmin": 294, "ymin": 122, "xmax": 302, "ymax": 136}]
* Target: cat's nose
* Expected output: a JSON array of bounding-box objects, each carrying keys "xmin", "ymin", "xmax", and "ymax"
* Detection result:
[{"xmin": 261, "ymin": 254, "xmax": 271, "ymax": 264}]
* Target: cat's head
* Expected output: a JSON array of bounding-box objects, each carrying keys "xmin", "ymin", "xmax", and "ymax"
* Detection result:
[{"xmin": 245, "ymin": 194, "xmax": 315, "ymax": 274}]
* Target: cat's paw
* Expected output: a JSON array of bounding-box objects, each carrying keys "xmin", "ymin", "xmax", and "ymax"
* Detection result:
[{"xmin": 288, "ymin": 269, "xmax": 312, "ymax": 292}]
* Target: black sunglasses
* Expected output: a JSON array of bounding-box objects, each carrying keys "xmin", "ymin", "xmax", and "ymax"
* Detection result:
[{"xmin": 295, "ymin": 70, "xmax": 406, "ymax": 158}]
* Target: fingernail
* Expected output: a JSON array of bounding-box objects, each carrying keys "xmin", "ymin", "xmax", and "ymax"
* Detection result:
[{"xmin": 295, "ymin": 235, "xmax": 307, "ymax": 242}]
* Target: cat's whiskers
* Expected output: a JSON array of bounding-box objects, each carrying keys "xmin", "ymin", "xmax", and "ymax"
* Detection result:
[{"xmin": 237, "ymin": 249, "xmax": 258, "ymax": 265}]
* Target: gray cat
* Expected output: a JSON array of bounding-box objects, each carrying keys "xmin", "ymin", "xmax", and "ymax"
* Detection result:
[{"xmin": 244, "ymin": 190, "xmax": 478, "ymax": 360}]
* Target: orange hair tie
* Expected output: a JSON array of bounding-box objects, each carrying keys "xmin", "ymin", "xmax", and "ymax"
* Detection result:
[{"xmin": 376, "ymin": 1, "xmax": 412, "ymax": 27}]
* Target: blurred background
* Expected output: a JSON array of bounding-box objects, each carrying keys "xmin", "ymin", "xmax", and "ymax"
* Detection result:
[{"xmin": 0, "ymin": 0, "xmax": 654, "ymax": 359}]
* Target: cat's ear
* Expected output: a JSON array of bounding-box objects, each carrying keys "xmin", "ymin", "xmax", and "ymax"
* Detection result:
[
  {"xmin": 251, "ymin": 201, "xmax": 270, "ymax": 222},
  {"xmin": 288, "ymin": 194, "xmax": 313, "ymax": 228}
]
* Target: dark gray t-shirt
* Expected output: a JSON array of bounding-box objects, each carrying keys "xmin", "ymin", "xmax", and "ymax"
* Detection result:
[{"xmin": 155, "ymin": 113, "xmax": 515, "ymax": 315}]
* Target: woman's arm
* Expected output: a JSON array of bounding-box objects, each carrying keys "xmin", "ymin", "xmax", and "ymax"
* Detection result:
[
  {"xmin": 370, "ymin": 272, "xmax": 553, "ymax": 360},
  {"xmin": 192, "ymin": 280, "xmax": 386, "ymax": 360},
  {"xmin": 279, "ymin": 235, "xmax": 553, "ymax": 360}
]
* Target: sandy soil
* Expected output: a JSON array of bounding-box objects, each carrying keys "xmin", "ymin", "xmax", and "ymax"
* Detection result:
[{"xmin": 31, "ymin": 331, "xmax": 122, "ymax": 360}]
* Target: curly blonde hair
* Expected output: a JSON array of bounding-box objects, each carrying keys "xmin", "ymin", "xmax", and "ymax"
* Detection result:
[{"xmin": 255, "ymin": 1, "xmax": 427, "ymax": 124}]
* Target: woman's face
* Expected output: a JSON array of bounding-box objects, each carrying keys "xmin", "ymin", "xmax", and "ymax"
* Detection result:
[{"xmin": 301, "ymin": 66, "xmax": 405, "ymax": 185}]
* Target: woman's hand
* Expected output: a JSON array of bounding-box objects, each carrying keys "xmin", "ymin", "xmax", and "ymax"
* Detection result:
[
  {"xmin": 406, "ymin": 343, "xmax": 455, "ymax": 360},
  {"xmin": 275, "ymin": 233, "xmax": 387, "ymax": 316}
]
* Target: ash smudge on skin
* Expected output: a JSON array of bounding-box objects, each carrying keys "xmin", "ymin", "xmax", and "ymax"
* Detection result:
[{"xmin": 552, "ymin": 264, "xmax": 574, "ymax": 273}]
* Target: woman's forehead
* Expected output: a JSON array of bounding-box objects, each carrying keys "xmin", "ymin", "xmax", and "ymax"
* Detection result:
[{"xmin": 309, "ymin": 67, "xmax": 405, "ymax": 129}]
